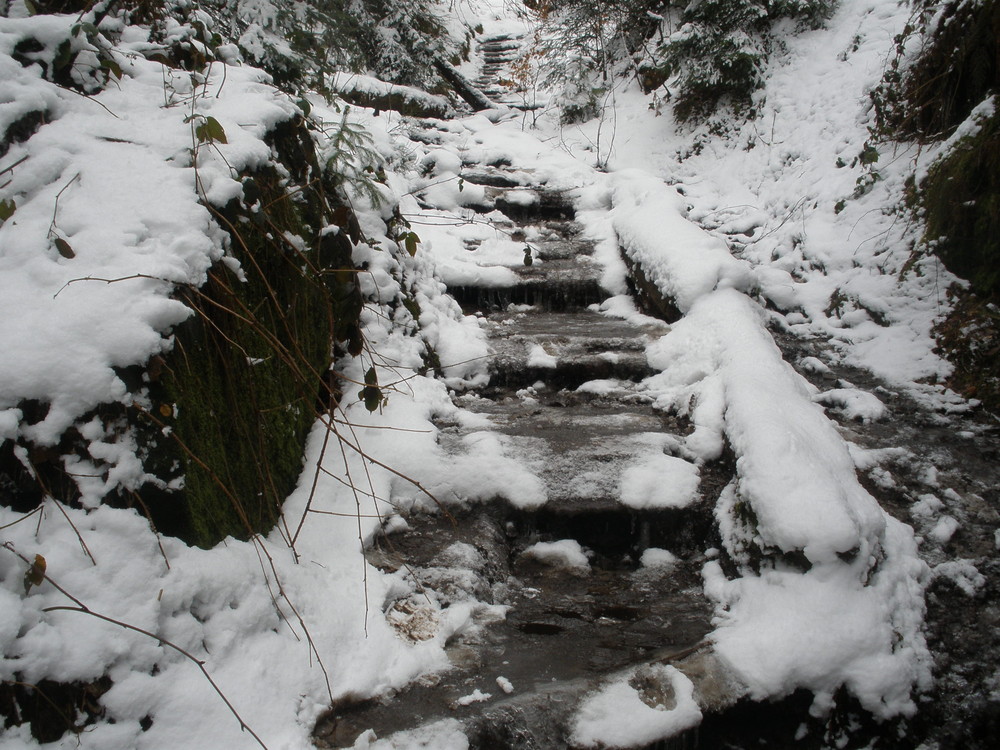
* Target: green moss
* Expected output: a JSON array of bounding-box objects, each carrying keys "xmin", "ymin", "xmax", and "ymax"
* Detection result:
[
  {"xmin": 920, "ymin": 107, "xmax": 1000, "ymax": 298},
  {"xmin": 151, "ymin": 117, "xmax": 363, "ymax": 548}
]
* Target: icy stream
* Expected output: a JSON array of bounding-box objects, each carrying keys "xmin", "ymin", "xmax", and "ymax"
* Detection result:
[
  {"xmin": 311, "ymin": 18, "xmax": 1000, "ymax": 750},
  {"xmin": 316, "ymin": 178, "xmax": 723, "ymax": 749}
]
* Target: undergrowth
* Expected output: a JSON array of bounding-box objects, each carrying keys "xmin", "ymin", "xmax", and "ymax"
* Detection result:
[
  {"xmin": 934, "ymin": 287, "xmax": 1000, "ymax": 411},
  {"xmin": 871, "ymin": 1, "xmax": 1000, "ymax": 407},
  {"xmin": 0, "ymin": 1, "xmax": 429, "ymax": 742}
]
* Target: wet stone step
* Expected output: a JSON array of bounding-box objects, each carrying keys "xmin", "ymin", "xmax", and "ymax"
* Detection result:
[
  {"xmin": 314, "ymin": 504, "xmax": 713, "ymax": 748},
  {"xmin": 479, "ymin": 41, "xmax": 522, "ymax": 52},
  {"xmin": 449, "ymin": 253, "xmax": 605, "ymax": 310},
  {"xmin": 463, "ymin": 187, "xmax": 576, "ymax": 221},
  {"xmin": 484, "ymin": 308, "xmax": 661, "ymax": 347},
  {"xmin": 487, "ymin": 354, "xmax": 653, "ymax": 390},
  {"xmin": 439, "ymin": 399, "xmax": 695, "ymax": 514},
  {"xmin": 448, "ymin": 277, "xmax": 606, "ymax": 312},
  {"xmin": 530, "ymin": 233, "xmax": 592, "ymax": 261},
  {"xmin": 317, "ymin": 159, "xmax": 725, "ymax": 748},
  {"xmin": 497, "ymin": 191, "xmax": 574, "ymax": 221},
  {"xmin": 460, "ymin": 169, "xmax": 534, "ymax": 188},
  {"xmin": 481, "ymin": 310, "xmax": 661, "ymax": 388}
]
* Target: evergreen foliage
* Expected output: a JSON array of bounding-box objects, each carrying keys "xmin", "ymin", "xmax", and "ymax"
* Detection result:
[
  {"xmin": 535, "ymin": 0, "xmax": 671, "ymax": 123},
  {"xmin": 205, "ymin": 0, "xmax": 459, "ymax": 93},
  {"xmin": 537, "ymin": 0, "xmax": 834, "ymax": 123},
  {"xmin": 656, "ymin": 0, "xmax": 833, "ymax": 121}
]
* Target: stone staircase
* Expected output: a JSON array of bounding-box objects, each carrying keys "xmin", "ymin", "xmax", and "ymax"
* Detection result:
[
  {"xmin": 314, "ymin": 168, "xmax": 730, "ymax": 749},
  {"xmin": 473, "ymin": 33, "xmax": 525, "ymax": 101}
]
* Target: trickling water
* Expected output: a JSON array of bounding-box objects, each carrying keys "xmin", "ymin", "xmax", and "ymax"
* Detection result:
[{"xmin": 314, "ymin": 174, "xmax": 722, "ymax": 749}]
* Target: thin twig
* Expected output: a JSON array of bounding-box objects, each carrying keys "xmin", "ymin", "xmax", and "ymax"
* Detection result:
[
  {"xmin": 290, "ymin": 417, "xmax": 334, "ymax": 549},
  {"xmin": 48, "ymin": 172, "xmax": 81, "ymax": 240},
  {"xmin": 1, "ymin": 679, "xmax": 81, "ymax": 734},
  {"xmin": 253, "ymin": 537, "xmax": 333, "ymax": 702},
  {"xmin": 17, "ymin": 454, "xmax": 96, "ymax": 565},
  {"xmin": 0, "ymin": 506, "xmax": 42, "ymax": 531},
  {"xmin": 0, "ymin": 154, "xmax": 29, "ymax": 178},
  {"xmin": 2, "ymin": 543, "xmax": 270, "ymax": 749},
  {"xmin": 335, "ymin": 427, "xmax": 370, "ymax": 635},
  {"xmin": 46, "ymin": 497, "xmax": 97, "ymax": 566},
  {"xmin": 46, "ymin": 607, "xmax": 270, "ymax": 749},
  {"xmin": 53, "ymin": 83, "xmax": 120, "ymax": 119},
  {"xmin": 53, "ymin": 273, "xmax": 171, "ymax": 299}
]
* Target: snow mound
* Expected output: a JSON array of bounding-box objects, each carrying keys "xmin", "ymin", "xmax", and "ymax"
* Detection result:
[
  {"xmin": 522, "ymin": 539, "xmax": 591, "ymax": 571},
  {"xmin": 610, "ymin": 170, "xmax": 756, "ymax": 315},
  {"xmin": 639, "ymin": 548, "xmax": 679, "ymax": 569},
  {"xmin": 619, "ymin": 454, "xmax": 699, "ymax": 510},
  {"xmin": 571, "ymin": 664, "xmax": 701, "ymax": 748},
  {"xmin": 647, "ymin": 289, "xmax": 886, "ymax": 564}
]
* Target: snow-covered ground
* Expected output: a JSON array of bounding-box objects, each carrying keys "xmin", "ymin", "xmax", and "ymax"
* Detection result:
[{"xmin": 0, "ymin": 0, "xmax": 984, "ymax": 747}]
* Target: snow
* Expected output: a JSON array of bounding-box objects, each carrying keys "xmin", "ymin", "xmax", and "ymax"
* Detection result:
[
  {"xmin": 647, "ymin": 289, "xmax": 887, "ymax": 564},
  {"xmin": 571, "ymin": 665, "xmax": 702, "ymax": 748},
  {"xmin": 352, "ymin": 719, "xmax": 469, "ymax": 750},
  {"xmin": 929, "ymin": 516, "xmax": 960, "ymax": 544},
  {"xmin": 455, "ymin": 689, "xmax": 492, "ymax": 706},
  {"xmin": 0, "ymin": 0, "xmax": 966, "ymax": 744},
  {"xmin": 521, "ymin": 539, "xmax": 591, "ymax": 572},
  {"xmin": 814, "ymin": 387, "xmax": 888, "ymax": 422},
  {"xmin": 639, "ymin": 548, "xmax": 678, "ymax": 569},
  {"xmin": 702, "ymin": 515, "xmax": 930, "ymax": 718},
  {"xmin": 932, "ymin": 560, "xmax": 986, "ymax": 597},
  {"xmin": 610, "ymin": 169, "xmax": 757, "ymax": 314},
  {"xmin": 912, "ymin": 493, "xmax": 945, "ymax": 519},
  {"xmin": 330, "ymin": 71, "xmax": 451, "ymax": 115},
  {"xmin": 619, "ymin": 455, "xmax": 699, "ymax": 510},
  {"xmin": 527, "ymin": 343, "xmax": 557, "ymax": 368}
]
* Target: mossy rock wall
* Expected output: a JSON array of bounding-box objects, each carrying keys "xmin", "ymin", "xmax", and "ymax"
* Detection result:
[
  {"xmin": 888, "ymin": 0, "xmax": 1000, "ymax": 140},
  {"xmin": 920, "ymin": 107, "xmax": 1000, "ymax": 299},
  {"xmin": 145, "ymin": 116, "xmax": 364, "ymax": 548}
]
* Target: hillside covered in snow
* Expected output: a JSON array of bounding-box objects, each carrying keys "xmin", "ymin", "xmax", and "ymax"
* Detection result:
[{"xmin": 1, "ymin": 1, "xmax": 998, "ymax": 749}]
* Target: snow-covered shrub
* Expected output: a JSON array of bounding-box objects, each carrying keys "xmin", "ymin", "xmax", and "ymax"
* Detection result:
[
  {"xmin": 535, "ymin": 0, "xmax": 671, "ymax": 123},
  {"xmin": 873, "ymin": 0, "xmax": 998, "ymax": 141},
  {"xmin": 655, "ymin": 0, "xmax": 834, "ymax": 121},
  {"xmin": 534, "ymin": 1, "xmax": 833, "ymax": 123},
  {"xmin": 204, "ymin": 0, "xmax": 462, "ymax": 94},
  {"xmin": 0, "ymin": 1, "xmax": 385, "ymax": 548},
  {"xmin": 869, "ymin": 2, "xmax": 1000, "ymax": 405},
  {"xmin": 872, "ymin": 0, "xmax": 1000, "ymax": 294}
]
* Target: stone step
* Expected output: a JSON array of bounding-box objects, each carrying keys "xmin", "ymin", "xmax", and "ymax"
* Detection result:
[
  {"xmin": 482, "ymin": 309, "xmax": 660, "ymax": 388},
  {"xmin": 479, "ymin": 40, "xmax": 522, "ymax": 51},
  {"xmin": 484, "ymin": 308, "xmax": 662, "ymax": 341},
  {"xmin": 441, "ymin": 399, "xmax": 684, "ymax": 512},
  {"xmin": 318, "ymin": 500, "xmax": 711, "ymax": 748},
  {"xmin": 460, "ymin": 168, "xmax": 534, "ymax": 188},
  {"xmin": 462, "ymin": 187, "xmax": 575, "ymax": 221},
  {"xmin": 447, "ymin": 275, "xmax": 606, "ymax": 312}
]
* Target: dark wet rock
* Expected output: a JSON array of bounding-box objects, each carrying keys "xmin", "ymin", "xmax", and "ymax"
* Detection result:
[{"xmin": 772, "ymin": 326, "xmax": 1000, "ymax": 749}]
